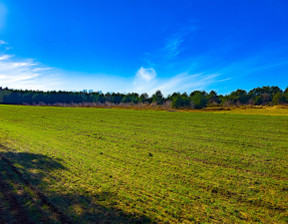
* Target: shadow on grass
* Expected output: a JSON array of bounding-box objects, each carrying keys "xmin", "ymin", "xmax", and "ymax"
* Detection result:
[{"xmin": 0, "ymin": 148, "xmax": 152, "ymax": 224}]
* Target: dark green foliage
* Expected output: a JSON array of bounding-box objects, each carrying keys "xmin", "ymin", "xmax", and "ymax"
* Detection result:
[
  {"xmin": 227, "ymin": 89, "xmax": 249, "ymax": 105},
  {"xmin": 171, "ymin": 93, "xmax": 191, "ymax": 109},
  {"xmin": 0, "ymin": 85, "xmax": 287, "ymax": 108},
  {"xmin": 272, "ymin": 92, "xmax": 285, "ymax": 105},
  {"xmin": 283, "ymin": 87, "xmax": 288, "ymax": 102},
  {"xmin": 248, "ymin": 86, "xmax": 283, "ymax": 105},
  {"xmin": 190, "ymin": 91, "xmax": 208, "ymax": 109},
  {"xmin": 207, "ymin": 90, "xmax": 221, "ymax": 105},
  {"xmin": 152, "ymin": 90, "xmax": 164, "ymax": 105},
  {"xmin": 139, "ymin": 93, "xmax": 150, "ymax": 103},
  {"xmin": 121, "ymin": 93, "xmax": 139, "ymax": 104}
]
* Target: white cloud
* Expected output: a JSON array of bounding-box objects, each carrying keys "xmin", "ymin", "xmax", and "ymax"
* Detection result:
[
  {"xmin": 136, "ymin": 67, "xmax": 156, "ymax": 82},
  {"xmin": 0, "ymin": 54, "xmax": 12, "ymax": 60},
  {"xmin": 162, "ymin": 25, "xmax": 198, "ymax": 60},
  {"xmin": 133, "ymin": 67, "xmax": 158, "ymax": 93},
  {"xmin": 141, "ymin": 24, "xmax": 199, "ymax": 68},
  {"xmin": 165, "ymin": 38, "xmax": 183, "ymax": 58},
  {"xmin": 132, "ymin": 66, "xmax": 223, "ymax": 96},
  {"xmin": 0, "ymin": 41, "xmax": 132, "ymax": 92},
  {"xmin": 32, "ymin": 67, "xmax": 52, "ymax": 72},
  {"xmin": 0, "ymin": 40, "xmax": 7, "ymax": 45},
  {"xmin": 151, "ymin": 73, "xmax": 219, "ymax": 95},
  {"xmin": 0, "ymin": 54, "xmax": 63, "ymax": 90}
]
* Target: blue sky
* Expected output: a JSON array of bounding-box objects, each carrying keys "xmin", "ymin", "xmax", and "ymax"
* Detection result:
[{"xmin": 0, "ymin": 0, "xmax": 287, "ymax": 95}]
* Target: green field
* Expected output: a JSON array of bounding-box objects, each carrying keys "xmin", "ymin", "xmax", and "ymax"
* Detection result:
[{"xmin": 0, "ymin": 105, "xmax": 287, "ymax": 223}]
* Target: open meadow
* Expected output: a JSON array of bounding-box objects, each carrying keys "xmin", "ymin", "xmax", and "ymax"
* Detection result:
[{"xmin": 0, "ymin": 105, "xmax": 287, "ymax": 223}]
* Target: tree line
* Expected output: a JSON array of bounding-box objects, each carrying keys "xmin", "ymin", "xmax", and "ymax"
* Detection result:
[{"xmin": 0, "ymin": 86, "xmax": 287, "ymax": 109}]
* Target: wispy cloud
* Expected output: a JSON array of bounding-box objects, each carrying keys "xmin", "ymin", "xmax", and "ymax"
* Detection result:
[
  {"xmin": 143, "ymin": 24, "xmax": 198, "ymax": 66},
  {"xmin": 133, "ymin": 67, "xmax": 158, "ymax": 93},
  {"xmin": 136, "ymin": 67, "xmax": 156, "ymax": 82},
  {"xmin": 0, "ymin": 40, "xmax": 7, "ymax": 45},
  {"xmin": 0, "ymin": 51, "xmax": 63, "ymax": 90},
  {"xmin": 164, "ymin": 38, "xmax": 183, "ymax": 59},
  {"xmin": 151, "ymin": 73, "xmax": 219, "ymax": 95},
  {"xmin": 33, "ymin": 67, "xmax": 53, "ymax": 72},
  {"xmin": 132, "ymin": 66, "xmax": 223, "ymax": 96},
  {"xmin": 135, "ymin": 23, "xmax": 224, "ymax": 95},
  {"xmin": 134, "ymin": 23, "xmax": 231, "ymax": 95},
  {"xmin": 163, "ymin": 25, "xmax": 198, "ymax": 60},
  {"xmin": 0, "ymin": 54, "xmax": 12, "ymax": 60},
  {"xmin": 0, "ymin": 40, "xmax": 133, "ymax": 92},
  {"xmin": 138, "ymin": 17, "xmax": 288, "ymax": 95}
]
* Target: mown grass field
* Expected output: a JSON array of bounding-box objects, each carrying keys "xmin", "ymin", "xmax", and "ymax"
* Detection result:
[{"xmin": 0, "ymin": 105, "xmax": 287, "ymax": 223}]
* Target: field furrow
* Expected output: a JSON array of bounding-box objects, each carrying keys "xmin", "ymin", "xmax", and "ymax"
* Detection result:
[{"xmin": 0, "ymin": 105, "xmax": 287, "ymax": 223}]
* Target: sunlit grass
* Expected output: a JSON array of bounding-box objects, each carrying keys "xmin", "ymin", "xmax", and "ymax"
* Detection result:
[{"xmin": 0, "ymin": 105, "xmax": 287, "ymax": 223}]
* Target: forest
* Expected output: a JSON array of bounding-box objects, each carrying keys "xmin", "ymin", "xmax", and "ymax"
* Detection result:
[{"xmin": 0, "ymin": 86, "xmax": 287, "ymax": 109}]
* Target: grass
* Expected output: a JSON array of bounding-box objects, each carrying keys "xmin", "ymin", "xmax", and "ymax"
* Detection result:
[
  {"xmin": 212, "ymin": 106, "xmax": 288, "ymax": 116},
  {"xmin": 0, "ymin": 104, "xmax": 287, "ymax": 223}
]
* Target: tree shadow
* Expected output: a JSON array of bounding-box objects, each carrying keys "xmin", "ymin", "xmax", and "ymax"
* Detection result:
[{"xmin": 0, "ymin": 149, "xmax": 153, "ymax": 224}]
